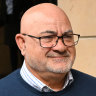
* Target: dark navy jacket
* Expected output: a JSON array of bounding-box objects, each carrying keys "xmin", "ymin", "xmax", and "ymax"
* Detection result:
[{"xmin": 0, "ymin": 69, "xmax": 96, "ymax": 96}]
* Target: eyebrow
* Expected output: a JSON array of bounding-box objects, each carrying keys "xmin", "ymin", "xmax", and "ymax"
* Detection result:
[
  {"xmin": 40, "ymin": 30, "xmax": 57, "ymax": 35},
  {"xmin": 62, "ymin": 30, "xmax": 73, "ymax": 35}
]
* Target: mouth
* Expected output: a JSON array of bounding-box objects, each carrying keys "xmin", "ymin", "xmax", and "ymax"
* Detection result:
[
  {"xmin": 47, "ymin": 55, "xmax": 70, "ymax": 58},
  {"xmin": 48, "ymin": 56, "xmax": 70, "ymax": 64},
  {"xmin": 47, "ymin": 56, "xmax": 68, "ymax": 58},
  {"xmin": 47, "ymin": 56, "xmax": 70, "ymax": 62},
  {"xmin": 46, "ymin": 51, "xmax": 70, "ymax": 59}
]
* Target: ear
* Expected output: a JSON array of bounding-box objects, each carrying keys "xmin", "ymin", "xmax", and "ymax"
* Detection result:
[{"xmin": 15, "ymin": 34, "xmax": 26, "ymax": 56}]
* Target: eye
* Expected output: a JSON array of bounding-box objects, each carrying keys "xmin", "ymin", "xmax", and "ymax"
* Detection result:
[
  {"xmin": 41, "ymin": 35, "xmax": 56, "ymax": 43},
  {"xmin": 63, "ymin": 35, "xmax": 73, "ymax": 39},
  {"xmin": 63, "ymin": 35, "xmax": 74, "ymax": 43}
]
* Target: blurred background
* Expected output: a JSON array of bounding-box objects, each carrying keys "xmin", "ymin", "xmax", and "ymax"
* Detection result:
[{"xmin": 0, "ymin": 0, "xmax": 96, "ymax": 78}]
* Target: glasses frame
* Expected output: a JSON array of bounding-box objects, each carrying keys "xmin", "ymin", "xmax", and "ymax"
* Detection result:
[{"xmin": 22, "ymin": 33, "xmax": 80, "ymax": 48}]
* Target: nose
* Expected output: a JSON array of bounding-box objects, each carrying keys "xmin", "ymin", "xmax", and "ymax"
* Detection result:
[{"xmin": 52, "ymin": 38, "xmax": 67, "ymax": 52}]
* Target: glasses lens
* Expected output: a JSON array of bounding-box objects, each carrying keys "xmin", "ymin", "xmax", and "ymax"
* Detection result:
[
  {"xmin": 40, "ymin": 34, "xmax": 79, "ymax": 48},
  {"xmin": 63, "ymin": 34, "xmax": 79, "ymax": 46},
  {"xmin": 40, "ymin": 35, "xmax": 57, "ymax": 48}
]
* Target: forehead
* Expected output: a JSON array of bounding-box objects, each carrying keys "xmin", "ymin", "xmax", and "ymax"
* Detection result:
[
  {"xmin": 21, "ymin": 11, "xmax": 72, "ymax": 35},
  {"xmin": 28, "ymin": 20, "xmax": 72, "ymax": 36}
]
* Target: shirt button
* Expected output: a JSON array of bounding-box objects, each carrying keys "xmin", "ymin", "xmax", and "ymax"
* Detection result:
[{"xmin": 42, "ymin": 86, "xmax": 52, "ymax": 92}]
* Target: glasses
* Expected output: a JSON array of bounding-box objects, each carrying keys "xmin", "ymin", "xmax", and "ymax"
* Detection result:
[{"xmin": 22, "ymin": 33, "xmax": 80, "ymax": 48}]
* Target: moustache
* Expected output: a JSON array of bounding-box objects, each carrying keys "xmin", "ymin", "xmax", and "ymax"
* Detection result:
[{"xmin": 47, "ymin": 51, "xmax": 70, "ymax": 57}]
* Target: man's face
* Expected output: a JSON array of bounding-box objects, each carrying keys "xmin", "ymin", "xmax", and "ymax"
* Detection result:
[{"xmin": 24, "ymin": 14, "xmax": 76, "ymax": 74}]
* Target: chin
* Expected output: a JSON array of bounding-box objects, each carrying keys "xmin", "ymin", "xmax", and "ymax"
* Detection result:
[
  {"xmin": 47, "ymin": 64, "xmax": 72, "ymax": 74},
  {"xmin": 46, "ymin": 57, "xmax": 74, "ymax": 73}
]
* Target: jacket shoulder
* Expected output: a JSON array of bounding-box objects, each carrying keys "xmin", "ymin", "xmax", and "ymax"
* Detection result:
[
  {"xmin": 71, "ymin": 69, "xmax": 96, "ymax": 79},
  {"xmin": 0, "ymin": 69, "xmax": 21, "ymax": 87},
  {"xmin": 71, "ymin": 69, "xmax": 96, "ymax": 85}
]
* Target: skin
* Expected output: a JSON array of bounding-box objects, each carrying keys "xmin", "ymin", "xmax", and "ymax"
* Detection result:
[{"xmin": 15, "ymin": 3, "xmax": 76, "ymax": 91}]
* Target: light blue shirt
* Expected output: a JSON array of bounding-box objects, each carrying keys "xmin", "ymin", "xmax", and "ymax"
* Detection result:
[{"xmin": 20, "ymin": 61, "xmax": 74, "ymax": 92}]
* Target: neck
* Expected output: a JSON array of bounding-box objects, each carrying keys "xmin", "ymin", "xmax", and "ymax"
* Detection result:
[
  {"xmin": 39, "ymin": 72, "xmax": 67, "ymax": 91},
  {"xmin": 27, "ymin": 64, "xmax": 67, "ymax": 91}
]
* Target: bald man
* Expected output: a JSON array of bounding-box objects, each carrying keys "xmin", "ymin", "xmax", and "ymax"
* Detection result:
[{"xmin": 0, "ymin": 3, "xmax": 96, "ymax": 96}]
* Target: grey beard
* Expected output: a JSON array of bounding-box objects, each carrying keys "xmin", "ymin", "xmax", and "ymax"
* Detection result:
[{"xmin": 46, "ymin": 57, "xmax": 74, "ymax": 74}]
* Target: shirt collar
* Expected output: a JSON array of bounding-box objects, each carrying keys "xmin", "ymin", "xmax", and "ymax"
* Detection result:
[{"xmin": 20, "ymin": 60, "xmax": 74, "ymax": 92}]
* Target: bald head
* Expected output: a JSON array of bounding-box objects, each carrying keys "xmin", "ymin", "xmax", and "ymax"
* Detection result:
[
  {"xmin": 22, "ymin": 3, "xmax": 67, "ymax": 19},
  {"xmin": 20, "ymin": 3, "xmax": 71, "ymax": 34}
]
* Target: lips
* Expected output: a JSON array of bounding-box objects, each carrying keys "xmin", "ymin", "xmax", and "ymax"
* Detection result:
[
  {"xmin": 50, "ymin": 56, "xmax": 70, "ymax": 63},
  {"xmin": 47, "ymin": 53, "xmax": 70, "ymax": 58},
  {"xmin": 47, "ymin": 55, "xmax": 69, "ymax": 58}
]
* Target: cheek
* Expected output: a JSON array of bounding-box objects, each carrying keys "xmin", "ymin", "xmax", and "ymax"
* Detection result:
[
  {"xmin": 25, "ymin": 38, "xmax": 50, "ymax": 64},
  {"xmin": 26, "ymin": 44, "xmax": 48, "ymax": 60},
  {"xmin": 65, "ymin": 46, "xmax": 76, "ymax": 61},
  {"xmin": 69, "ymin": 47, "xmax": 76, "ymax": 59}
]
